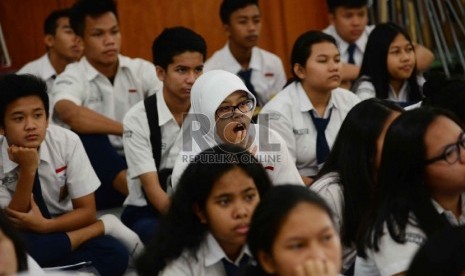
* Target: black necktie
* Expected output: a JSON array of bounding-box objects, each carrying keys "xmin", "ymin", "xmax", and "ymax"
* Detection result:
[
  {"xmin": 32, "ymin": 170, "xmax": 51, "ymax": 219},
  {"xmin": 309, "ymin": 109, "xmax": 332, "ymax": 164},
  {"xmin": 347, "ymin": 43, "xmax": 357, "ymax": 65},
  {"xmin": 221, "ymin": 254, "xmax": 250, "ymax": 276},
  {"xmin": 237, "ymin": 69, "xmax": 259, "ymax": 105}
]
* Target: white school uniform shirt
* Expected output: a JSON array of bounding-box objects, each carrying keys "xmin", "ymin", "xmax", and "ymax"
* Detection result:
[
  {"xmin": 17, "ymin": 54, "xmax": 57, "ymax": 93},
  {"xmin": 160, "ymin": 233, "xmax": 252, "ymax": 276},
  {"xmin": 17, "ymin": 54, "xmax": 58, "ymax": 116},
  {"xmin": 355, "ymin": 75, "xmax": 425, "ymax": 102},
  {"xmin": 323, "ymin": 25, "xmax": 375, "ymax": 66},
  {"xmin": 0, "ymin": 125, "xmax": 100, "ymax": 216},
  {"xmin": 204, "ymin": 43, "xmax": 286, "ymax": 106},
  {"xmin": 310, "ymin": 172, "xmax": 355, "ymax": 273},
  {"xmin": 122, "ymin": 91, "xmax": 181, "ymax": 207},
  {"xmin": 170, "ymin": 70, "xmax": 304, "ymax": 189},
  {"xmin": 260, "ymin": 82, "xmax": 360, "ymax": 177},
  {"xmin": 354, "ymin": 193, "xmax": 465, "ymax": 276},
  {"xmin": 51, "ymin": 55, "xmax": 162, "ymax": 151}
]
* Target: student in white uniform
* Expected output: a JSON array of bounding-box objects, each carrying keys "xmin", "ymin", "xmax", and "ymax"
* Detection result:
[
  {"xmin": 170, "ymin": 70, "xmax": 304, "ymax": 188},
  {"xmin": 323, "ymin": 0, "xmax": 434, "ymax": 87},
  {"xmin": 260, "ymin": 31, "xmax": 360, "ymax": 186},
  {"xmin": 121, "ymin": 26, "xmax": 206, "ymax": 244},
  {"xmin": 136, "ymin": 145, "xmax": 272, "ymax": 276},
  {"xmin": 16, "ymin": 8, "xmax": 82, "ymax": 113},
  {"xmin": 51, "ymin": 0, "xmax": 162, "ymax": 209},
  {"xmin": 352, "ymin": 23, "xmax": 424, "ymax": 107},
  {"xmin": 356, "ymin": 107, "xmax": 465, "ymax": 276},
  {"xmin": 310, "ymin": 99, "xmax": 403, "ymax": 275},
  {"xmin": 244, "ymin": 185, "xmax": 342, "ymax": 276},
  {"xmin": 204, "ymin": 0, "xmax": 286, "ymax": 107},
  {"xmin": 0, "ymin": 74, "xmax": 146, "ymax": 276}
]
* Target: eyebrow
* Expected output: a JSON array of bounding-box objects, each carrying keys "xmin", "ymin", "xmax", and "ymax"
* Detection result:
[{"xmin": 212, "ymin": 186, "xmax": 257, "ymax": 199}]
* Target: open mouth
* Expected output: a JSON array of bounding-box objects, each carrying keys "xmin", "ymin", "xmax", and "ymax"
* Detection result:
[{"xmin": 233, "ymin": 123, "xmax": 246, "ymax": 133}]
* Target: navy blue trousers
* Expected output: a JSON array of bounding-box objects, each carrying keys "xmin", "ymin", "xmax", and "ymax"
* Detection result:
[
  {"xmin": 22, "ymin": 231, "xmax": 129, "ymax": 276},
  {"xmin": 121, "ymin": 205, "xmax": 159, "ymax": 245}
]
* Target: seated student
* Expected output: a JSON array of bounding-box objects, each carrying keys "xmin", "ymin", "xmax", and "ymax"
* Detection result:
[
  {"xmin": 17, "ymin": 8, "xmax": 82, "ymax": 111},
  {"xmin": 121, "ymin": 26, "xmax": 206, "ymax": 244},
  {"xmin": 352, "ymin": 23, "xmax": 424, "ymax": 107},
  {"xmin": 170, "ymin": 70, "xmax": 304, "ymax": 188},
  {"xmin": 310, "ymin": 99, "xmax": 403, "ymax": 274},
  {"xmin": 407, "ymin": 225, "xmax": 465, "ymax": 276},
  {"xmin": 323, "ymin": 0, "xmax": 434, "ymax": 87},
  {"xmin": 356, "ymin": 107, "xmax": 465, "ymax": 276},
  {"xmin": 421, "ymin": 75, "xmax": 465, "ymax": 122},
  {"xmin": 51, "ymin": 0, "xmax": 162, "ymax": 209},
  {"xmin": 244, "ymin": 185, "xmax": 342, "ymax": 276},
  {"xmin": 204, "ymin": 0, "xmax": 286, "ymax": 108},
  {"xmin": 0, "ymin": 74, "xmax": 143, "ymax": 276},
  {"xmin": 260, "ymin": 31, "xmax": 360, "ymax": 186},
  {"xmin": 136, "ymin": 144, "xmax": 272, "ymax": 276}
]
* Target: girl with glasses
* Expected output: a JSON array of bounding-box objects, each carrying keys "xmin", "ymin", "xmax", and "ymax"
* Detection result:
[
  {"xmin": 356, "ymin": 107, "xmax": 465, "ymax": 276},
  {"xmin": 260, "ymin": 31, "xmax": 360, "ymax": 186},
  {"xmin": 170, "ymin": 69, "xmax": 303, "ymax": 188}
]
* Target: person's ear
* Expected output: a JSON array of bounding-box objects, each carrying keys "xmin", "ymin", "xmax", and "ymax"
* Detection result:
[
  {"xmin": 257, "ymin": 250, "xmax": 276, "ymax": 274},
  {"xmin": 293, "ymin": 63, "xmax": 306, "ymax": 80},
  {"xmin": 155, "ymin": 66, "xmax": 166, "ymax": 82},
  {"xmin": 328, "ymin": 12, "xmax": 335, "ymax": 25},
  {"xmin": 224, "ymin": 23, "xmax": 231, "ymax": 38},
  {"xmin": 44, "ymin": 34, "xmax": 54, "ymax": 48},
  {"xmin": 193, "ymin": 203, "xmax": 207, "ymax": 224}
]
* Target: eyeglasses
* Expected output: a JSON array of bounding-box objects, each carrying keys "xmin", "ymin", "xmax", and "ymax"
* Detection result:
[
  {"xmin": 425, "ymin": 133, "xmax": 465, "ymax": 165},
  {"xmin": 215, "ymin": 99, "xmax": 255, "ymax": 119}
]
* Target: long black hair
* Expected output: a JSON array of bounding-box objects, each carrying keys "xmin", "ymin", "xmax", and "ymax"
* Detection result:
[
  {"xmin": 136, "ymin": 144, "xmax": 272, "ymax": 275},
  {"xmin": 357, "ymin": 107, "xmax": 462, "ymax": 256},
  {"xmin": 315, "ymin": 98, "xmax": 403, "ymax": 248},
  {"xmin": 245, "ymin": 185, "xmax": 336, "ymax": 275},
  {"xmin": 357, "ymin": 22, "xmax": 422, "ymax": 102}
]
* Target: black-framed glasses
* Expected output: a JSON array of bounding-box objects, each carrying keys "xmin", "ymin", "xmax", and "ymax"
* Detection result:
[
  {"xmin": 215, "ymin": 99, "xmax": 255, "ymax": 119},
  {"xmin": 425, "ymin": 132, "xmax": 465, "ymax": 165}
]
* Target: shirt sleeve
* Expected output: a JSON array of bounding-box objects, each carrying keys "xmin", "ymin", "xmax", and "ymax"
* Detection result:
[
  {"xmin": 0, "ymin": 181, "xmax": 12, "ymax": 208},
  {"xmin": 64, "ymin": 133, "xmax": 100, "ymax": 198},
  {"xmin": 355, "ymin": 80, "xmax": 376, "ymax": 101},
  {"xmin": 310, "ymin": 174, "xmax": 343, "ymax": 232},
  {"xmin": 138, "ymin": 60, "xmax": 162, "ymax": 97},
  {"xmin": 50, "ymin": 67, "xmax": 86, "ymax": 107},
  {"xmin": 123, "ymin": 106, "xmax": 158, "ymax": 179},
  {"xmin": 366, "ymin": 225, "xmax": 424, "ymax": 276}
]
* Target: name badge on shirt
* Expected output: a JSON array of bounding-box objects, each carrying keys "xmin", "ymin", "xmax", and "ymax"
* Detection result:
[{"xmin": 293, "ymin": 128, "xmax": 309, "ymax": 135}]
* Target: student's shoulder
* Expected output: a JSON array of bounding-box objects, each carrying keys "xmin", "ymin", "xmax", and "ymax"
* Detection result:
[
  {"xmin": 123, "ymin": 100, "xmax": 147, "ymax": 124},
  {"xmin": 45, "ymin": 125, "xmax": 81, "ymax": 146},
  {"xmin": 119, "ymin": 55, "xmax": 155, "ymax": 70},
  {"xmin": 261, "ymin": 86, "xmax": 294, "ymax": 114},
  {"xmin": 254, "ymin": 47, "xmax": 283, "ymax": 64},
  {"xmin": 332, "ymin": 87, "xmax": 361, "ymax": 105},
  {"xmin": 311, "ymin": 172, "xmax": 342, "ymax": 193}
]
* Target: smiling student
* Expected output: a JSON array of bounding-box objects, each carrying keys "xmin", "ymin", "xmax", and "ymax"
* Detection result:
[
  {"xmin": 136, "ymin": 145, "xmax": 272, "ymax": 276},
  {"xmin": 204, "ymin": 0, "xmax": 286, "ymax": 107},
  {"xmin": 260, "ymin": 31, "xmax": 360, "ymax": 186},
  {"xmin": 170, "ymin": 69, "xmax": 303, "ymax": 188},
  {"xmin": 352, "ymin": 23, "xmax": 424, "ymax": 107}
]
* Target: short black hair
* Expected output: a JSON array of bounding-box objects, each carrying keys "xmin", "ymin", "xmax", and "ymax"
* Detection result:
[
  {"xmin": 44, "ymin": 8, "xmax": 71, "ymax": 36},
  {"xmin": 0, "ymin": 74, "xmax": 49, "ymax": 127},
  {"xmin": 327, "ymin": 0, "xmax": 368, "ymax": 13},
  {"xmin": 70, "ymin": 0, "xmax": 118, "ymax": 37},
  {"xmin": 152, "ymin": 26, "xmax": 207, "ymax": 70},
  {"xmin": 220, "ymin": 0, "xmax": 259, "ymax": 24}
]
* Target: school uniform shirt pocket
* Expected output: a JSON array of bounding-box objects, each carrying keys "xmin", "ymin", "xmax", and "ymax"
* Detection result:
[{"xmin": 55, "ymin": 166, "xmax": 68, "ymax": 202}]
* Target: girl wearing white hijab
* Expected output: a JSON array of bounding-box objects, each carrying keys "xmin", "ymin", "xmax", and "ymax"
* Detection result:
[{"xmin": 171, "ymin": 70, "xmax": 303, "ymax": 189}]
